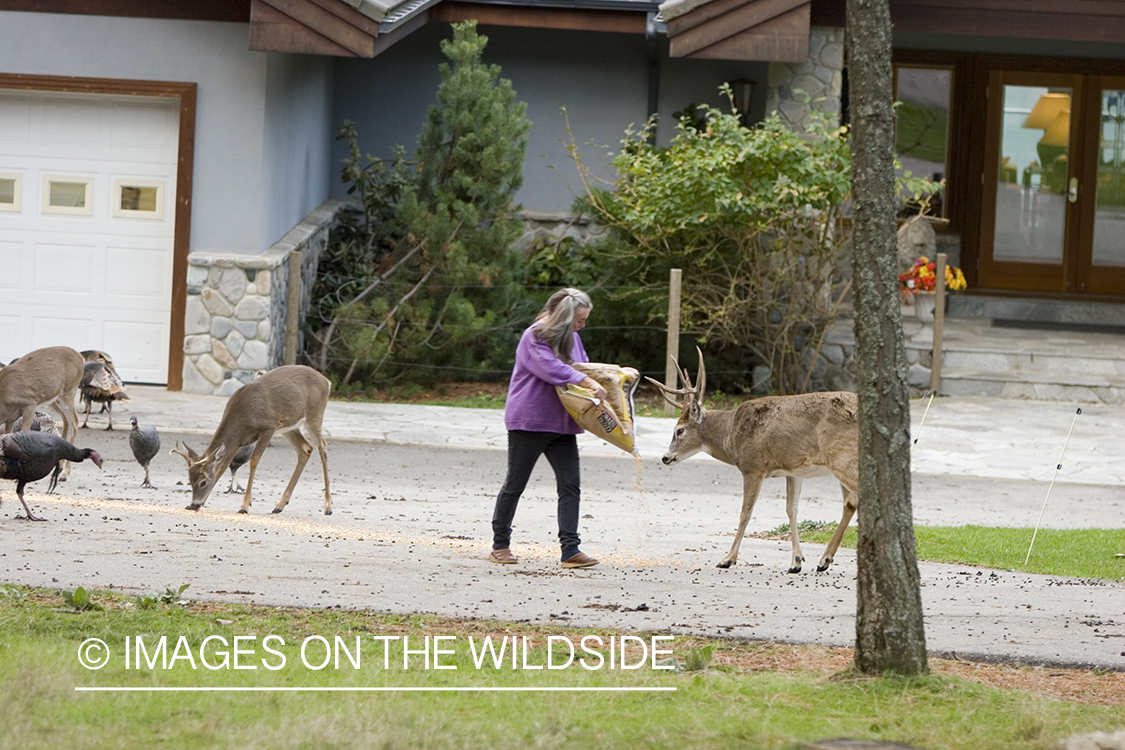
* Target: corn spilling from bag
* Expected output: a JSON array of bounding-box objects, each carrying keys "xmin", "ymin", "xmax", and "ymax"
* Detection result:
[{"xmin": 557, "ymin": 363, "xmax": 640, "ymax": 454}]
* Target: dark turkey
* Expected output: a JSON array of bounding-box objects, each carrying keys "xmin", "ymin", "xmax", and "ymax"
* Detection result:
[
  {"xmin": 79, "ymin": 354, "xmax": 129, "ymax": 430},
  {"xmin": 225, "ymin": 441, "xmax": 256, "ymax": 493},
  {"xmin": 0, "ymin": 431, "xmax": 103, "ymax": 521},
  {"xmin": 129, "ymin": 417, "xmax": 161, "ymax": 489}
]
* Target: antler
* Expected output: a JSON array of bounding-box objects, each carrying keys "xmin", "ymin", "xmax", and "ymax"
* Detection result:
[
  {"xmin": 170, "ymin": 440, "xmax": 200, "ymax": 465},
  {"xmin": 644, "ymin": 348, "xmax": 706, "ymax": 410}
]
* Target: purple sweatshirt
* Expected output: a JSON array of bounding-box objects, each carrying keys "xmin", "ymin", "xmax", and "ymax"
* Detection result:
[{"xmin": 504, "ymin": 323, "xmax": 589, "ymax": 434}]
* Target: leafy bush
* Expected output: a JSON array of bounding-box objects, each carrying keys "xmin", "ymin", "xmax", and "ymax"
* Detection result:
[{"xmin": 567, "ymin": 88, "xmax": 854, "ymax": 395}]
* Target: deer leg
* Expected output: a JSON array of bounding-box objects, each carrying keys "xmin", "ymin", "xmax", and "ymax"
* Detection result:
[
  {"xmin": 785, "ymin": 476, "xmax": 804, "ymax": 573},
  {"xmin": 307, "ymin": 424, "xmax": 331, "ymax": 516},
  {"xmin": 718, "ymin": 472, "xmax": 764, "ymax": 568},
  {"xmin": 818, "ymin": 484, "xmax": 858, "ymax": 572},
  {"xmin": 271, "ymin": 430, "xmax": 313, "ymax": 514},
  {"xmin": 238, "ymin": 435, "xmax": 273, "ymax": 514},
  {"xmin": 55, "ymin": 399, "xmax": 79, "ymax": 481}
]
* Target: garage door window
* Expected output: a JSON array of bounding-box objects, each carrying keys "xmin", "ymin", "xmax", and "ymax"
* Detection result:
[
  {"xmin": 0, "ymin": 173, "xmax": 18, "ymax": 212},
  {"xmin": 112, "ymin": 178, "xmax": 164, "ymax": 219},
  {"xmin": 42, "ymin": 175, "xmax": 93, "ymax": 215}
]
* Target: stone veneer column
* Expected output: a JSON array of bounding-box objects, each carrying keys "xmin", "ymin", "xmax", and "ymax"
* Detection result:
[
  {"xmin": 180, "ymin": 199, "xmax": 342, "ymax": 395},
  {"xmin": 764, "ymin": 27, "xmax": 845, "ymax": 130}
]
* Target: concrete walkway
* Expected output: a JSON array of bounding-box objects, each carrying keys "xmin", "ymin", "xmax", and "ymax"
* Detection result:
[
  {"xmin": 126, "ymin": 385, "xmax": 1125, "ymax": 487},
  {"xmin": 3, "ymin": 386, "xmax": 1124, "ymax": 671}
]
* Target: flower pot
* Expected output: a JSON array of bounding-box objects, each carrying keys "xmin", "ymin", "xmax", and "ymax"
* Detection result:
[{"xmin": 914, "ymin": 294, "xmax": 936, "ymax": 322}]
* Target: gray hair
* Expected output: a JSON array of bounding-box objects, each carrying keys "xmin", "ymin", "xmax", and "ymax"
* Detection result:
[{"xmin": 534, "ymin": 288, "xmax": 592, "ymax": 363}]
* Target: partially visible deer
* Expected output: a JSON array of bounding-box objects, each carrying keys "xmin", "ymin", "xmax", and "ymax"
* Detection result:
[
  {"xmin": 172, "ymin": 365, "xmax": 332, "ymax": 515},
  {"xmin": 647, "ymin": 350, "xmax": 859, "ymax": 573},
  {"xmin": 0, "ymin": 346, "xmax": 84, "ymax": 479}
]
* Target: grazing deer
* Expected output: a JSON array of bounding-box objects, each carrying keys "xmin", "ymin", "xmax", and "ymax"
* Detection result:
[
  {"xmin": 647, "ymin": 350, "xmax": 859, "ymax": 573},
  {"xmin": 0, "ymin": 346, "xmax": 85, "ymax": 479},
  {"xmin": 172, "ymin": 365, "xmax": 332, "ymax": 515}
]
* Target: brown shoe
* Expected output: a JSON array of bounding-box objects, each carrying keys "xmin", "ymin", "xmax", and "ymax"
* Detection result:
[
  {"xmin": 488, "ymin": 548, "xmax": 517, "ymax": 564},
  {"xmin": 561, "ymin": 551, "xmax": 599, "ymax": 569}
]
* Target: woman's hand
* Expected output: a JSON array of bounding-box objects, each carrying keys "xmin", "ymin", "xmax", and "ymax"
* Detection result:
[{"xmin": 582, "ymin": 376, "xmax": 608, "ymax": 401}]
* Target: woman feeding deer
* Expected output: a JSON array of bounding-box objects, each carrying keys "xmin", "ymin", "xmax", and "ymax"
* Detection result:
[{"xmin": 489, "ymin": 288, "xmax": 606, "ymax": 570}]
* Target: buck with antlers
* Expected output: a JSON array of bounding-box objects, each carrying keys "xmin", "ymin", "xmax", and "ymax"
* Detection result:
[
  {"xmin": 173, "ymin": 365, "xmax": 332, "ymax": 515},
  {"xmin": 647, "ymin": 350, "xmax": 859, "ymax": 573}
]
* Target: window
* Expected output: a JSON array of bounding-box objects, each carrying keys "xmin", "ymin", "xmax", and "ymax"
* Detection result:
[
  {"xmin": 0, "ymin": 173, "xmax": 19, "ymax": 212},
  {"xmin": 894, "ymin": 66, "xmax": 953, "ymax": 218},
  {"xmin": 112, "ymin": 178, "xmax": 164, "ymax": 220},
  {"xmin": 42, "ymin": 175, "xmax": 93, "ymax": 216}
]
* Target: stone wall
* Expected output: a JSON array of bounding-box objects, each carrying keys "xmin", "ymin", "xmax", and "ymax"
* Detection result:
[
  {"xmin": 512, "ymin": 210, "xmax": 610, "ymax": 255},
  {"xmin": 181, "ymin": 199, "xmax": 343, "ymax": 395},
  {"xmin": 765, "ymin": 26, "xmax": 845, "ymax": 130}
]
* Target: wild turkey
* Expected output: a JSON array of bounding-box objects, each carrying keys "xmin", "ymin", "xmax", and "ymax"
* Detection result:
[
  {"xmin": 79, "ymin": 352, "xmax": 129, "ymax": 430},
  {"xmin": 13, "ymin": 411, "xmax": 59, "ymax": 435},
  {"xmin": 225, "ymin": 441, "xmax": 256, "ymax": 493},
  {"xmin": 0, "ymin": 431, "xmax": 103, "ymax": 521},
  {"xmin": 129, "ymin": 417, "xmax": 161, "ymax": 489}
]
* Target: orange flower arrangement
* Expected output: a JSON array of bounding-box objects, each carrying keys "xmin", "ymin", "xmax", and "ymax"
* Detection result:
[{"xmin": 899, "ymin": 256, "xmax": 967, "ymax": 295}]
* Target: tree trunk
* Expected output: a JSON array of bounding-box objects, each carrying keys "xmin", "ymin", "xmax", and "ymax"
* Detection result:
[{"xmin": 846, "ymin": 0, "xmax": 929, "ymax": 675}]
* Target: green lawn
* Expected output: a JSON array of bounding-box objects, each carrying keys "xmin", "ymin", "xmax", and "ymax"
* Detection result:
[
  {"xmin": 1, "ymin": 585, "xmax": 1121, "ymax": 750},
  {"xmin": 788, "ymin": 525, "xmax": 1125, "ymax": 581}
]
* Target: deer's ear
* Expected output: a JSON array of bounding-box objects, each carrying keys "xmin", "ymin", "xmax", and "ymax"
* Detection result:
[{"xmin": 687, "ymin": 401, "xmax": 704, "ymax": 425}]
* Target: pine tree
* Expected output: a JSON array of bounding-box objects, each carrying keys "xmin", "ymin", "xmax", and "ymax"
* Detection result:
[
  {"xmin": 325, "ymin": 22, "xmax": 532, "ymax": 385},
  {"xmin": 388, "ymin": 20, "xmax": 533, "ymax": 382}
]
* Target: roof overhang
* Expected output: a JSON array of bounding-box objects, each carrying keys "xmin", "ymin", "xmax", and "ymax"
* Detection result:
[
  {"xmin": 660, "ymin": 0, "xmax": 810, "ymax": 62},
  {"xmin": 249, "ymin": 0, "xmax": 383, "ymax": 56}
]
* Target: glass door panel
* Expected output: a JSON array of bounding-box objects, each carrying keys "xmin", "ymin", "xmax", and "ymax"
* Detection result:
[
  {"xmin": 1093, "ymin": 89, "xmax": 1125, "ymax": 268},
  {"xmin": 978, "ymin": 71, "xmax": 1082, "ymax": 293},
  {"xmin": 1075, "ymin": 76, "xmax": 1125, "ymax": 294},
  {"xmin": 993, "ymin": 85, "xmax": 1069, "ymax": 265}
]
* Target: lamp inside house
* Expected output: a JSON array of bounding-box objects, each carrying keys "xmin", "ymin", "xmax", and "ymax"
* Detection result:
[
  {"xmin": 1041, "ymin": 110, "xmax": 1071, "ymax": 147},
  {"xmin": 1022, "ymin": 92, "xmax": 1070, "ymax": 130}
]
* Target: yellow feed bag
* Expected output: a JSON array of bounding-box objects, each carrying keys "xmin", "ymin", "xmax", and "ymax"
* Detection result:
[{"xmin": 557, "ymin": 363, "xmax": 640, "ymax": 454}]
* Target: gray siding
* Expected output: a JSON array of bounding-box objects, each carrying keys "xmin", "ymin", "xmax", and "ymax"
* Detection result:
[
  {"xmin": 332, "ymin": 23, "xmax": 767, "ymax": 212},
  {"xmin": 0, "ymin": 11, "xmax": 333, "ymax": 255},
  {"xmin": 261, "ymin": 53, "xmax": 335, "ymax": 249}
]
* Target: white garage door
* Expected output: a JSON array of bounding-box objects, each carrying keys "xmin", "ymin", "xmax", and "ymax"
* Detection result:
[{"xmin": 0, "ymin": 89, "xmax": 178, "ymax": 384}]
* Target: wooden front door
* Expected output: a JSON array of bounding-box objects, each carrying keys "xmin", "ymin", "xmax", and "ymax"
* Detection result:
[{"xmin": 979, "ymin": 71, "xmax": 1125, "ymax": 295}]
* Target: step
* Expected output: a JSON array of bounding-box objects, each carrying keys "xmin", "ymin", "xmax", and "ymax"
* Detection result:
[
  {"xmin": 937, "ymin": 368, "xmax": 1125, "ymax": 403},
  {"xmin": 900, "ymin": 316, "xmax": 1125, "ymax": 402},
  {"xmin": 938, "ymin": 348, "xmax": 1125, "ymax": 378},
  {"xmin": 948, "ymin": 295, "xmax": 1125, "ymax": 330}
]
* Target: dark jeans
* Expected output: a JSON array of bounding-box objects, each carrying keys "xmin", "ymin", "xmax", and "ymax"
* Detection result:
[{"xmin": 492, "ymin": 430, "xmax": 582, "ymax": 560}]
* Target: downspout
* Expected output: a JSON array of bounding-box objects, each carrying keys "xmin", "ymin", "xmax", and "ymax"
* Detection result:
[{"xmin": 646, "ymin": 11, "xmax": 660, "ymax": 144}]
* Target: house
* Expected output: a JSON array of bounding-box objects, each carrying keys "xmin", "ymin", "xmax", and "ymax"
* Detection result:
[{"xmin": 1, "ymin": 0, "xmax": 1122, "ymax": 394}]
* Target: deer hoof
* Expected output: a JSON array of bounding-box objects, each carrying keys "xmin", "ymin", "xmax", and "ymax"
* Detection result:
[
  {"xmin": 816, "ymin": 558, "xmax": 833, "ymax": 572},
  {"xmin": 324, "ymin": 509, "xmax": 332, "ymax": 516},
  {"xmin": 271, "ymin": 508, "xmax": 283, "ymax": 514},
  {"xmin": 787, "ymin": 564, "xmax": 803, "ymax": 574},
  {"xmin": 237, "ymin": 509, "xmax": 248, "ymax": 515},
  {"xmin": 186, "ymin": 504, "xmax": 201, "ymax": 512},
  {"xmin": 716, "ymin": 560, "xmax": 733, "ymax": 569}
]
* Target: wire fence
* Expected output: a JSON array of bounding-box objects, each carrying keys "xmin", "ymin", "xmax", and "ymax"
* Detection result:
[{"xmin": 306, "ymin": 281, "xmax": 771, "ymax": 382}]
